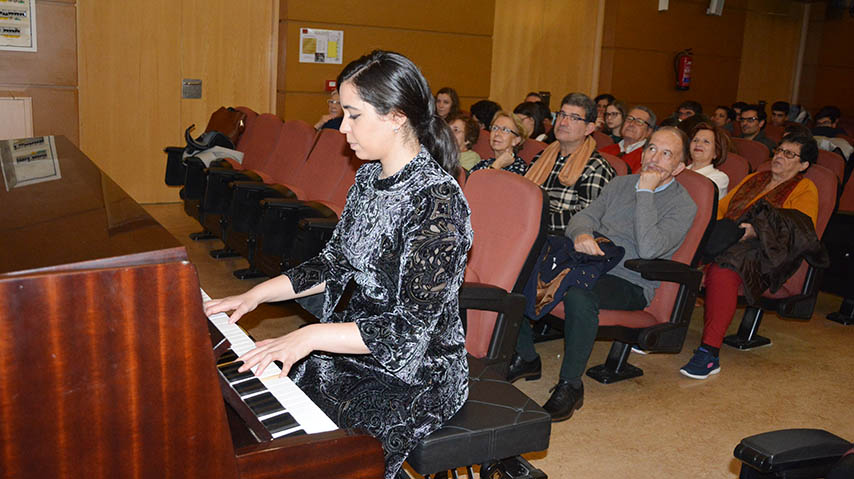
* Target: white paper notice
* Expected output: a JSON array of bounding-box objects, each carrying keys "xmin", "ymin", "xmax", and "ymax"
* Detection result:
[
  {"xmin": 299, "ymin": 28, "xmax": 343, "ymax": 64},
  {"xmin": 1, "ymin": 136, "xmax": 60, "ymax": 191}
]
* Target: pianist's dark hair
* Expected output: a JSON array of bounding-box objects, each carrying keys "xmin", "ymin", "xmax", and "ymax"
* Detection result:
[{"xmin": 337, "ymin": 50, "xmax": 459, "ymax": 174}]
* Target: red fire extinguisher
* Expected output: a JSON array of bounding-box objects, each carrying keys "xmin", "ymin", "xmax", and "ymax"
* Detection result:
[{"xmin": 674, "ymin": 48, "xmax": 693, "ymax": 91}]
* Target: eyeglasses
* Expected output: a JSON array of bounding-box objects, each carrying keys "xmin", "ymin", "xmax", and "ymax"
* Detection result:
[
  {"xmin": 739, "ymin": 116, "xmax": 759, "ymax": 123},
  {"xmin": 327, "ymin": 99, "xmax": 340, "ymax": 105},
  {"xmin": 555, "ymin": 111, "xmax": 587, "ymax": 123},
  {"xmin": 605, "ymin": 112, "xmax": 621, "ymax": 118},
  {"xmin": 625, "ymin": 115, "xmax": 650, "ymax": 127},
  {"xmin": 490, "ymin": 125, "xmax": 520, "ymax": 136},
  {"xmin": 774, "ymin": 147, "xmax": 801, "ymax": 160}
]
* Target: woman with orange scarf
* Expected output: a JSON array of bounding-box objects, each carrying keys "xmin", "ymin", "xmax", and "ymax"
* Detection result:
[{"xmin": 680, "ymin": 135, "xmax": 820, "ymax": 380}]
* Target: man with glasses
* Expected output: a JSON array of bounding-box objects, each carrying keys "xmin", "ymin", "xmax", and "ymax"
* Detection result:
[
  {"xmin": 511, "ymin": 127, "xmax": 697, "ymax": 420},
  {"xmin": 600, "ymin": 106, "xmax": 657, "ymax": 173},
  {"xmin": 523, "ymin": 92, "xmax": 616, "ymax": 233},
  {"xmin": 738, "ymin": 104, "xmax": 776, "ymax": 152}
]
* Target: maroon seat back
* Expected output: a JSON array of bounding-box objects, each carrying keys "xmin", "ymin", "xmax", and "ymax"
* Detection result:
[
  {"xmin": 817, "ymin": 150, "xmax": 845, "ymax": 185},
  {"xmin": 230, "ymin": 113, "xmax": 283, "ymax": 172},
  {"xmin": 471, "ymin": 129, "xmax": 492, "ymax": 160},
  {"xmin": 839, "ymin": 174, "xmax": 854, "ymax": 213},
  {"xmin": 518, "ymin": 139, "xmax": 547, "ymax": 165},
  {"xmin": 718, "ymin": 152, "xmax": 750, "ymax": 190},
  {"xmin": 261, "ymin": 120, "xmax": 318, "ymax": 185},
  {"xmin": 462, "ymin": 169, "xmax": 544, "ymax": 358},
  {"xmin": 600, "ymin": 151, "xmax": 628, "ymax": 176},
  {"xmin": 285, "ymin": 129, "xmax": 355, "ymax": 201},
  {"xmin": 592, "ymin": 130, "xmax": 614, "ymax": 149},
  {"xmin": 732, "ymin": 138, "xmax": 771, "ymax": 171}
]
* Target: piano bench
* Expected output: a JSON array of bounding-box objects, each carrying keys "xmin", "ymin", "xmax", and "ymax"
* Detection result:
[{"xmin": 407, "ymin": 358, "xmax": 551, "ymax": 476}]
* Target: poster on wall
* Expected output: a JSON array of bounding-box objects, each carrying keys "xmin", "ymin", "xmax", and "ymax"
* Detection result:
[
  {"xmin": 299, "ymin": 28, "xmax": 343, "ymax": 64},
  {"xmin": 0, "ymin": 0, "xmax": 37, "ymax": 52}
]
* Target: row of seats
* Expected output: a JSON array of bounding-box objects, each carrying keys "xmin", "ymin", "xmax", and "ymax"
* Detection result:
[{"xmin": 164, "ymin": 108, "xmax": 554, "ymax": 477}]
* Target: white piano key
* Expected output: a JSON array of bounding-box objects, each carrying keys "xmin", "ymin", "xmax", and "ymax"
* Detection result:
[{"xmin": 201, "ymin": 288, "xmax": 338, "ymax": 435}]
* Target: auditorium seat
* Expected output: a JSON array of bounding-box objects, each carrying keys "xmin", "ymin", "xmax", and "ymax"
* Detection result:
[
  {"xmin": 734, "ymin": 429, "xmax": 853, "ymax": 479},
  {"xmin": 723, "ymin": 162, "xmax": 838, "ymax": 350},
  {"xmin": 537, "ymin": 169, "xmax": 717, "ymax": 384},
  {"xmin": 517, "ymin": 138, "xmax": 547, "ymax": 165},
  {"xmin": 471, "ymin": 128, "xmax": 492, "ymax": 159},
  {"xmin": 718, "ymin": 152, "xmax": 750, "ymax": 190},
  {"xmin": 817, "ymin": 149, "xmax": 845, "ymax": 185},
  {"xmin": 600, "ymin": 151, "xmax": 629, "ymax": 176},
  {"xmin": 732, "ymin": 137, "xmax": 771, "ymax": 171},
  {"xmin": 592, "ymin": 130, "xmax": 614, "ymax": 149},
  {"xmin": 820, "ymin": 162, "xmax": 854, "ymax": 325},
  {"xmin": 407, "ymin": 169, "xmax": 551, "ymax": 478}
]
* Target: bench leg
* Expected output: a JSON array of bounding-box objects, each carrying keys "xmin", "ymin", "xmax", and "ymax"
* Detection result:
[
  {"xmin": 827, "ymin": 297, "xmax": 854, "ymax": 325},
  {"xmin": 586, "ymin": 341, "xmax": 643, "ymax": 384},
  {"xmin": 724, "ymin": 306, "xmax": 772, "ymax": 350}
]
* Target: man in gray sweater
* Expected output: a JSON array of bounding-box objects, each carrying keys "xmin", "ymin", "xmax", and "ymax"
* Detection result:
[{"xmin": 508, "ymin": 127, "xmax": 698, "ymax": 421}]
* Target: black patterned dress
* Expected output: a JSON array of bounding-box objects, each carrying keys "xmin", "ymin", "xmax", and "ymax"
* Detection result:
[{"xmin": 285, "ymin": 147, "xmax": 472, "ymax": 478}]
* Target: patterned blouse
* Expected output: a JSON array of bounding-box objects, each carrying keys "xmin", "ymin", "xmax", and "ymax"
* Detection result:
[
  {"xmin": 285, "ymin": 147, "xmax": 472, "ymax": 479},
  {"xmin": 470, "ymin": 155, "xmax": 528, "ymax": 176}
]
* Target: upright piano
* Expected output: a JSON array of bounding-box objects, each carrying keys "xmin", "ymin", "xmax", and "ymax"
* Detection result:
[{"xmin": 0, "ymin": 136, "xmax": 384, "ymax": 479}]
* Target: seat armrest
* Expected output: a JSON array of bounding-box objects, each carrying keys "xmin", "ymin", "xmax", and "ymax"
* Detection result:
[
  {"xmin": 230, "ymin": 180, "xmax": 297, "ymax": 199},
  {"xmin": 164, "ymin": 146, "xmax": 184, "ymax": 154},
  {"xmin": 735, "ymin": 429, "xmax": 852, "ymax": 477},
  {"xmin": 298, "ymin": 216, "xmax": 338, "ymax": 231},
  {"xmin": 624, "ymin": 259, "xmax": 702, "ymax": 287},
  {"xmin": 207, "ymin": 167, "xmax": 260, "ymax": 182},
  {"xmin": 459, "ymin": 283, "xmax": 525, "ymax": 372}
]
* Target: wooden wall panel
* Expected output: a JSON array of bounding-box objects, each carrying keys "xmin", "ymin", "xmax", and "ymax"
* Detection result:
[
  {"xmin": 78, "ymin": 0, "xmax": 182, "ymax": 204},
  {"xmin": 0, "ymin": 2, "xmax": 76, "ymax": 85},
  {"xmin": 278, "ymin": 1, "xmax": 493, "ymax": 123},
  {"xmin": 799, "ymin": 4, "xmax": 854, "ymax": 116},
  {"xmin": 0, "ymin": 1, "xmax": 77, "ymax": 145},
  {"xmin": 79, "ymin": 1, "xmax": 276, "ymax": 204},
  {"xmin": 181, "ymin": 0, "xmax": 276, "ymax": 133},
  {"xmin": 490, "ymin": 0, "xmax": 601, "ymax": 111},
  {"xmin": 736, "ymin": 1, "xmax": 804, "ymax": 105},
  {"xmin": 599, "ymin": 0, "xmax": 747, "ymax": 121}
]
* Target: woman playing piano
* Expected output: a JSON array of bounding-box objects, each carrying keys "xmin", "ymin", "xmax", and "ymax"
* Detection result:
[{"xmin": 204, "ymin": 50, "xmax": 471, "ymax": 479}]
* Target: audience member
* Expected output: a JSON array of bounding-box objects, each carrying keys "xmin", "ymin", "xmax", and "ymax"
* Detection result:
[
  {"xmin": 594, "ymin": 93, "xmax": 616, "ymax": 129},
  {"xmin": 470, "ymin": 110, "xmax": 528, "ymax": 175},
  {"xmin": 511, "ymin": 127, "xmax": 697, "ymax": 421},
  {"xmin": 813, "ymin": 106, "xmax": 848, "ymax": 137},
  {"xmin": 435, "ymin": 87, "xmax": 460, "ymax": 121},
  {"xmin": 687, "ymin": 122, "xmax": 730, "ymax": 198},
  {"xmin": 681, "ymin": 135, "xmax": 820, "ymax": 379},
  {"xmin": 448, "ymin": 112, "xmax": 482, "ymax": 171},
  {"xmin": 525, "ymin": 91, "xmax": 543, "ymax": 103},
  {"xmin": 524, "ymin": 92, "xmax": 616, "ymax": 233},
  {"xmin": 600, "ymin": 106, "xmax": 657, "ymax": 173},
  {"xmin": 770, "ymin": 101, "xmax": 790, "ymax": 127},
  {"xmin": 514, "ymin": 101, "xmax": 549, "ymax": 141},
  {"xmin": 604, "ymin": 100, "xmax": 626, "ymax": 143},
  {"xmin": 470, "ymin": 100, "xmax": 502, "ymax": 130},
  {"xmin": 711, "ymin": 105, "xmax": 736, "ymax": 133},
  {"xmin": 676, "ymin": 100, "xmax": 703, "ymax": 122},
  {"xmin": 738, "ymin": 104, "xmax": 777, "ymax": 152},
  {"xmin": 732, "ymin": 101, "xmax": 748, "ymax": 117},
  {"xmin": 314, "ymin": 90, "xmax": 344, "ymax": 130}
]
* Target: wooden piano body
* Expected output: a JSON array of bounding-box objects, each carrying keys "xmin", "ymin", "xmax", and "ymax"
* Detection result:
[{"xmin": 0, "ymin": 137, "xmax": 384, "ymax": 479}]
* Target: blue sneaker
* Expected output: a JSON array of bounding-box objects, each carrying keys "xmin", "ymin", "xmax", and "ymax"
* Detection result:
[{"xmin": 680, "ymin": 347, "xmax": 721, "ymax": 379}]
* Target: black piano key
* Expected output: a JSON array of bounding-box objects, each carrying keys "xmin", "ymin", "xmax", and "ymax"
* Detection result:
[
  {"xmin": 261, "ymin": 412, "xmax": 300, "ymax": 435},
  {"xmin": 233, "ymin": 378, "xmax": 266, "ymax": 397},
  {"xmin": 283, "ymin": 429, "xmax": 307, "ymax": 437},
  {"xmin": 217, "ymin": 350, "xmax": 238, "ymax": 365},
  {"xmin": 245, "ymin": 392, "xmax": 285, "ymax": 418},
  {"xmin": 218, "ymin": 361, "xmax": 255, "ymax": 383}
]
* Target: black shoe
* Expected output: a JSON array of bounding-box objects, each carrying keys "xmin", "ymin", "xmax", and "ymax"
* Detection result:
[
  {"xmin": 542, "ymin": 380, "xmax": 584, "ymax": 422},
  {"xmin": 507, "ymin": 354, "xmax": 541, "ymax": 383}
]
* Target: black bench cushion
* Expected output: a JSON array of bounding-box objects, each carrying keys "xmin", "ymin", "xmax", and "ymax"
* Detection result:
[{"xmin": 407, "ymin": 358, "xmax": 551, "ymax": 474}]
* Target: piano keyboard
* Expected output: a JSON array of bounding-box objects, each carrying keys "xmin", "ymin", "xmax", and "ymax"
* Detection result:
[{"xmin": 202, "ymin": 289, "xmax": 338, "ymax": 440}]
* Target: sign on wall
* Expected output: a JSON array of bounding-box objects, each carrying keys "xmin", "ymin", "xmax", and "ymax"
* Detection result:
[
  {"xmin": 299, "ymin": 28, "xmax": 343, "ymax": 64},
  {"xmin": 0, "ymin": 0, "xmax": 37, "ymax": 52}
]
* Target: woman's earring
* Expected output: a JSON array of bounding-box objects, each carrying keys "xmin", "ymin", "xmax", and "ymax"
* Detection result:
[{"xmin": 394, "ymin": 126, "xmax": 400, "ymax": 134}]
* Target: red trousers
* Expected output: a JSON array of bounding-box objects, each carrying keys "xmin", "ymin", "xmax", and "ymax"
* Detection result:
[{"xmin": 702, "ymin": 264, "xmax": 743, "ymax": 348}]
